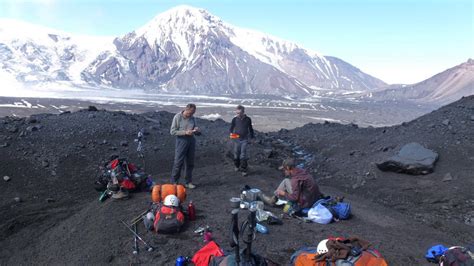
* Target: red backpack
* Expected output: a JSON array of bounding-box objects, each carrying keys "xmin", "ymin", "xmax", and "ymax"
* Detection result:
[{"xmin": 154, "ymin": 205, "xmax": 185, "ymax": 234}]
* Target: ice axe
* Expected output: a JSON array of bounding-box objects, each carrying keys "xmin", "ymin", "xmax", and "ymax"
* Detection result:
[
  {"xmin": 135, "ymin": 128, "xmax": 146, "ymax": 171},
  {"xmin": 120, "ymin": 220, "xmax": 154, "ymax": 252}
]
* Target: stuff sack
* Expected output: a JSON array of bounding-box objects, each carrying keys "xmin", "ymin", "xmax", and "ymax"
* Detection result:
[
  {"xmin": 151, "ymin": 184, "xmax": 186, "ymax": 203},
  {"xmin": 153, "ymin": 205, "xmax": 185, "ymax": 234},
  {"xmin": 331, "ymin": 202, "xmax": 351, "ymax": 220},
  {"xmin": 426, "ymin": 245, "xmax": 449, "ymax": 263}
]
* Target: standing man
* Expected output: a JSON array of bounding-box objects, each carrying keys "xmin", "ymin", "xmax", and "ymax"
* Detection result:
[
  {"xmin": 170, "ymin": 104, "xmax": 200, "ymax": 189},
  {"xmin": 229, "ymin": 105, "xmax": 255, "ymax": 176}
]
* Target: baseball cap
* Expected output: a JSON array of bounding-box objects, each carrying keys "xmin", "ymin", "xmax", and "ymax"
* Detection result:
[{"xmin": 278, "ymin": 158, "xmax": 296, "ymax": 170}]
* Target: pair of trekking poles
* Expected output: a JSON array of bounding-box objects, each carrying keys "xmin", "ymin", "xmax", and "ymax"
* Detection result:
[
  {"xmin": 120, "ymin": 208, "xmax": 155, "ymax": 254},
  {"xmin": 231, "ymin": 207, "xmax": 258, "ymax": 264}
]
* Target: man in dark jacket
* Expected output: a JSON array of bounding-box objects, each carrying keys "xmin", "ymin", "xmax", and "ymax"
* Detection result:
[
  {"xmin": 262, "ymin": 158, "xmax": 322, "ymax": 209},
  {"xmin": 170, "ymin": 103, "xmax": 200, "ymax": 189},
  {"xmin": 229, "ymin": 105, "xmax": 255, "ymax": 176}
]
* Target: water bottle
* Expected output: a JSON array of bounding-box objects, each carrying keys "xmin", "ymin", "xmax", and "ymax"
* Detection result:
[
  {"xmin": 175, "ymin": 256, "xmax": 187, "ymax": 266},
  {"xmin": 256, "ymin": 223, "xmax": 269, "ymax": 234},
  {"xmin": 188, "ymin": 201, "xmax": 196, "ymax": 221},
  {"xmin": 203, "ymin": 231, "xmax": 213, "ymax": 243}
]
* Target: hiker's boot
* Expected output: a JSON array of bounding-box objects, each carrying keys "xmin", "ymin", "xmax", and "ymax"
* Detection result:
[
  {"xmin": 185, "ymin": 183, "xmax": 196, "ymax": 189},
  {"xmin": 233, "ymin": 159, "xmax": 240, "ymax": 172},
  {"xmin": 260, "ymin": 194, "xmax": 277, "ymax": 206},
  {"xmin": 112, "ymin": 189, "xmax": 129, "ymax": 200}
]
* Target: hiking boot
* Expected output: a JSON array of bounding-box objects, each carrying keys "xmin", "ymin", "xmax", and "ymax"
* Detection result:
[
  {"xmin": 186, "ymin": 183, "xmax": 196, "ymax": 189},
  {"xmin": 260, "ymin": 194, "xmax": 277, "ymax": 206},
  {"xmin": 112, "ymin": 190, "xmax": 129, "ymax": 200},
  {"xmin": 233, "ymin": 159, "xmax": 240, "ymax": 169}
]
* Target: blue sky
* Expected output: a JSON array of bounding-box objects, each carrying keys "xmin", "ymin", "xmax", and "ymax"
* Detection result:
[{"xmin": 0, "ymin": 0, "xmax": 472, "ymax": 84}]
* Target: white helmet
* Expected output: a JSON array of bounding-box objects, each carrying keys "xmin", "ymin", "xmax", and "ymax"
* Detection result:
[
  {"xmin": 317, "ymin": 239, "xmax": 329, "ymax": 254},
  {"xmin": 163, "ymin": 195, "xmax": 180, "ymax": 207}
]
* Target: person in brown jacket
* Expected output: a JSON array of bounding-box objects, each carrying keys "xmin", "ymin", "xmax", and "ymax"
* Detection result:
[{"xmin": 261, "ymin": 158, "xmax": 323, "ymax": 209}]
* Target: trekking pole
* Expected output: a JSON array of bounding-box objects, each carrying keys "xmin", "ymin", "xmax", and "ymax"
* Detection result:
[
  {"xmin": 230, "ymin": 209, "xmax": 240, "ymax": 264},
  {"xmin": 247, "ymin": 209, "xmax": 257, "ymax": 261},
  {"xmin": 244, "ymin": 208, "xmax": 257, "ymax": 262},
  {"xmin": 120, "ymin": 220, "xmax": 154, "ymax": 252},
  {"xmin": 133, "ymin": 223, "xmax": 139, "ymax": 255},
  {"xmin": 136, "ymin": 129, "xmax": 145, "ymax": 171}
]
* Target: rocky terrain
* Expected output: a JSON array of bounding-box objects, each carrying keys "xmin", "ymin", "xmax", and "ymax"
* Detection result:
[{"xmin": 0, "ymin": 96, "xmax": 473, "ymax": 265}]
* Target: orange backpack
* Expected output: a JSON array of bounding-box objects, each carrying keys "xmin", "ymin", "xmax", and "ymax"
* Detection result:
[
  {"xmin": 291, "ymin": 248, "xmax": 388, "ymax": 266},
  {"xmin": 151, "ymin": 184, "xmax": 186, "ymax": 203}
]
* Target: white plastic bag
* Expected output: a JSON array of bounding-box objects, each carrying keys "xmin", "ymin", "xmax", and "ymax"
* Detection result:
[{"xmin": 307, "ymin": 203, "xmax": 333, "ymax": 224}]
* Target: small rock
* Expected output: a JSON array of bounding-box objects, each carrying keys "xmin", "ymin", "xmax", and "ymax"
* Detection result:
[
  {"xmin": 471, "ymin": 115, "xmax": 474, "ymax": 121},
  {"xmin": 14, "ymin": 197, "xmax": 21, "ymax": 203},
  {"xmin": 88, "ymin": 105, "xmax": 98, "ymax": 111},
  {"xmin": 442, "ymin": 173, "xmax": 453, "ymax": 182},
  {"xmin": 27, "ymin": 117, "xmax": 37, "ymax": 123},
  {"xmin": 7, "ymin": 126, "xmax": 18, "ymax": 133},
  {"xmin": 442, "ymin": 119, "xmax": 450, "ymax": 126},
  {"xmin": 42, "ymin": 160, "xmax": 49, "ymax": 168},
  {"xmin": 51, "ymin": 171, "xmax": 57, "ymax": 176},
  {"xmin": 26, "ymin": 125, "xmax": 39, "ymax": 132},
  {"xmin": 120, "ymin": 141, "xmax": 128, "ymax": 147},
  {"xmin": 46, "ymin": 198, "xmax": 55, "ymax": 203},
  {"xmin": 3, "ymin": 176, "xmax": 11, "ymax": 182},
  {"xmin": 102, "ymin": 140, "xmax": 108, "ymax": 145},
  {"xmin": 1, "ymin": 143, "xmax": 9, "ymax": 148}
]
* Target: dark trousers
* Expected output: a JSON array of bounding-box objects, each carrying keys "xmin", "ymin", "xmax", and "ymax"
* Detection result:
[
  {"xmin": 171, "ymin": 136, "xmax": 196, "ymax": 184},
  {"xmin": 233, "ymin": 139, "xmax": 249, "ymax": 170}
]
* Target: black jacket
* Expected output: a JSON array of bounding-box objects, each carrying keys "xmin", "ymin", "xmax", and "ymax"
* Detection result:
[{"xmin": 230, "ymin": 115, "xmax": 255, "ymax": 140}]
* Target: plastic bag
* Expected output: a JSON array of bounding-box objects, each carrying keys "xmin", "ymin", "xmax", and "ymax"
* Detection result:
[{"xmin": 307, "ymin": 203, "xmax": 333, "ymax": 224}]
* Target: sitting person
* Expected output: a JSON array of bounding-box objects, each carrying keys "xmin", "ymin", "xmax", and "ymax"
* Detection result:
[{"xmin": 261, "ymin": 158, "xmax": 323, "ymax": 211}]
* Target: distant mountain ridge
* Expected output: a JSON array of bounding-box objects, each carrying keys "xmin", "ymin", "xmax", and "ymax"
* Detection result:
[
  {"xmin": 370, "ymin": 59, "xmax": 474, "ymax": 104},
  {"xmin": 0, "ymin": 5, "xmax": 472, "ymax": 104},
  {"xmin": 0, "ymin": 6, "xmax": 386, "ymax": 97}
]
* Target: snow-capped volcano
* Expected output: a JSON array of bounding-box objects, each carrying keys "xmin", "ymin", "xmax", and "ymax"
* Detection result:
[
  {"xmin": 1, "ymin": 6, "xmax": 386, "ymax": 96},
  {"xmin": 81, "ymin": 5, "xmax": 387, "ymax": 96}
]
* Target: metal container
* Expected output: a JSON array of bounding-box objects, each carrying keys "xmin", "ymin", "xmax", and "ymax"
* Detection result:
[
  {"xmin": 230, "ymin": 197, "xmax": 241, "ymax": 208},
  {"xmin": 246, "ymin": 188, "xmax": 261, "ymax": 202}
]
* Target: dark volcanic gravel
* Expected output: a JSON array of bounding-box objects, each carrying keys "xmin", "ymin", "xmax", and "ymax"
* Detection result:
[{"xmin": 1, "ymin": 96, "xmax": 473, "ymax": 265}]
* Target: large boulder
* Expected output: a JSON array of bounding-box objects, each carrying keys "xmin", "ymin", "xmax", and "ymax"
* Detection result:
[{"xmin": 376, "ymin": 142, "xmax": 439, "ymax": 175}]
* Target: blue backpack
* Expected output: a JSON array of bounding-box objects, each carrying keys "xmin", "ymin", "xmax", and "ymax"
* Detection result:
[
  {"xmin": 425, "ymin": 244, "xmax": 448, "ymax": 263},
  {"xmin": 313, "ymin": 197, "xmax": 352, "ymax": 220},
  {"xmin": 331, "ymin": 202, "xmax": 351, "ymax": 220}
]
